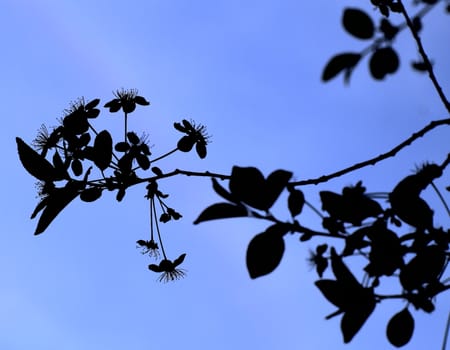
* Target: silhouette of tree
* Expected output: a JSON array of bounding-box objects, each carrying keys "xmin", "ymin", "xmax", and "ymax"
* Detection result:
[{"xmin": 16, "ymin": 0, "xmax": 450, "ymax": 347}]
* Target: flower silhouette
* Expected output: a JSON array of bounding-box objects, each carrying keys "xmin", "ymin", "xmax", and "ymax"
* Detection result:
[
  {"xmin": 174, "ymin": 119, "xmax": 210, "ymax": 158},
  {"xmin": 148, "ymin": 253, "xmax": 187, "ymax": 282},
  {"xmin": 104, "ymin": 88, "xmax": 149, "ymax": 113}
]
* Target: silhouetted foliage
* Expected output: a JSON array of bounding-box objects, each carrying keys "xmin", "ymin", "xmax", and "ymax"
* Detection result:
[{"xmin": 16, "ymin": 0, "xmax": 450, "ymax": 347}]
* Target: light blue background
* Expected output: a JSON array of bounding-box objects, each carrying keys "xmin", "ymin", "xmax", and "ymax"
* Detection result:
[{"xmin": 1, "ymin": 1, "xmax": 449, "ymax": 349}]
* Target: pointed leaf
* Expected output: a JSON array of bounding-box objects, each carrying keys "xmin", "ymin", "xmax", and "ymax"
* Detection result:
[
  {"xmin": 246, "ymin": 227, "xmax": 285, "ymax": 278},
  {"xmin": 330, "ymin": 248, "xmax": 360, "ymax": 288},
  {"xmin": 265, "ymin": 169, "xmax": 292, "ymax": 209},
  {"xmin": 16, "ymin": 137, "xmax": 60, "ymax": 181},
  {"xmin": 34, "ymin": 181, "xmax": 82, "ymax": 235},
  {"xmin": 341, "ymin": 297, "xmax": 376, "ymax": 343},
  {"xmin": 386, "ymin": 308, "xmax": 414, "ymax": 347},
  {"xmin": 315, "ymin": 279, "xmax": 349, "ymax": 309},
  {"xmin": 212, "ymin": 178, "xmax": 236, "ymax": 203},
  {"xmin": 229, "ymin": 166, "xmax": 267, "ymax": 210},
  {"xmin": 194, "ymin": 203, "xmax": 248, "ymax": 224},
  {"xmin": 322, "ymin": 53, "xmax": 361, "ymax": 82},
  {"xmin": 342, "ymin": 8, "xmax": 375, "ymax": 39}
]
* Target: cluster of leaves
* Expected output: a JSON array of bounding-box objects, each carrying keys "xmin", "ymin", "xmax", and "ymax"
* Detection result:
[
  {"xmin": 322, "ymin": 1, "xmax": 449, "ymax": 83},
  {"xmin": 194, "ymin": 165, "xmax": 450, "ymax": 346},
  {"xmin": 17, "ymin": 89, "xmax": 210, "ymax": 278}
]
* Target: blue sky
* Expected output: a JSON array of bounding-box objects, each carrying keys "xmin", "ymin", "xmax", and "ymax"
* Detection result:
[{"xmin": 1, "ymin": 0, "xmax": 449, "ymax": 349}]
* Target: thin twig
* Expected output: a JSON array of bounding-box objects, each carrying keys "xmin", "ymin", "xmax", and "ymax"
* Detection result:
[
  {"xmin": 397, "ymin": 0, "xmax": 450, "ymax": 113},
  {"xmin": 291, "ymin": 118, "xmax": 450, "ymax": 186}
]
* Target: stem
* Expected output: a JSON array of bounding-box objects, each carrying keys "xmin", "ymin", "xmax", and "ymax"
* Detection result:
[
  {"xmin": 442, "ymin": 310, "xmax": 450, "ymax": 350},
  {"xmin": 124, "ymin": 112, "xmax": 128, "ymax": 142},
  {"xmin": 305, "ymin": 200, "xmax": 324, "ymax": 219},
  {"xmin": 152, "ymin": 148, "xmax": 178, "ymax": 163},
  {"xmin": 397, "ymin": 0, "xmax": 450, "ymax": 113},
  {"xmin": 431, "ymin": 182, "xmax": 450, "ymax": 217},
  {"xmin": 152, "ymin": 199, "xmax": 167, "ymax": 259}
]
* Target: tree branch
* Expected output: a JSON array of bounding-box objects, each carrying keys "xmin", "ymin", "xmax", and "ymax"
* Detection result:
[
  {"xmin": 291, "ymin": 118, "xmax": 450, "ymax": 186},
  {"xmin": 397, "ymin": 0, "xmax": 450, "ymax": 113}
]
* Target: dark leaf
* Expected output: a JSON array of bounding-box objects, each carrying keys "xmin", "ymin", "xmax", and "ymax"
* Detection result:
[
  {"xmin": 80, "ymin": 187, "xmax": 103, "ymax": 202},
  {"xmin": 341, "ymin": 298, "xmax": 375, "ymax": 343},
  {"xmin": 212, "ymin": 178, "xmax": 236, "ymax": 203},
  {"xmin": 265, "ymin": 170, "xmax": 293, "ymax": 210},
  {"xmin": 229, "ymin": 166, "xmax": 266, "ymax": 210},
  {"xmin": 342, "ymin": 8, "xmax": 375, "ymax": 39},
  {"xmin": 246, "ymin": 226, "xmax": 286, "ymax": 278},
  {"xmin": 369, "ymin": 47, "xmax": 399, "ymax": 80},
  {"xmin": 34, "ymin": 181, "xmax": 83, "ymax": 235},
  {"xmin": 364, "ymin": 223, "xmax": 404, "ymax": 277},
  {"xmin": 93, "ymin": 130, "xmax": 113, "ymax": 171},
  {"xmin": 17, "ymin": 137, "xmax": 61, "ymax": 181},
  {"xmin": 399, "ymin": 245, "xmax": 446, "ymax": 291},
  {"xmin": 315, "ymin": 279, "xmax": 349, "ymax": 309},
  {"xmin": 386, "ymin": 308, "xmax": 414, "ymax": 347},
  {"xmin": 380, "ymin": 19, "xmax": 399, "ymax": 40},
  {"xmin": 288, "ymin": 189, "xmax": 305, "ymax": 217},
  {"xmin": 71, "ymin": 159, "xmax": 83, "ymax": 176},
  {"xmin": 330, "ymin": 248, "xmax": 360, "ymax": 288},
  {"xmin": 322, "ymin": 53, "xmax": 361, "ymax": 82},
  {"xmin": 30, "ymin": 198, "xmax": 48, "ymax": 219},
  {"xmin": 194, "ymin": 203, "xmax": 248, "ymax": 224}
]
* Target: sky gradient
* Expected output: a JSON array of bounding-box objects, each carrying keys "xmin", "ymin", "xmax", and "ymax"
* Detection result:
[{"xmin": 1, "ymin": 1, "xmax": 450, "ymax": 349}]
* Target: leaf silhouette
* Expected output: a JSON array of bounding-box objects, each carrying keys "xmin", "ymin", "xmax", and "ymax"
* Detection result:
[
  {"xmin": 246, "ymin": 224, "xmax": 288, "ymax": 278},
  {"xmin": 80, "ymin": 187, "xmax": 103, "ymax": 202},
  {"xmin": 386, "ymin": 308, "xmax": 414, "ymax": 347},
  {"xmin": 229, "ymin": 167, "xmax": 292, "ymax": 211},
  {"xmin": 342, "ymin": 8, "xmax": 375, "ymax": 39},
  {"xmin": 341, "ymin": 298, "xmax": 375, "ymax": 343},
  {"xmin": 34, "ymin": 181, "xmax": 83, "ymax": 235},
  {"xmin": 229, "ymin": 166, "xmax": 266, "ymax": 209},
  {"xmin": 322, "ymin": 53, "xmax": 361, "ymax": 82},
  {"xmin": 194, "ymin": 203, "xmax": 248, "ymax": 224},
  {"xmin": 16, "ymin": 137, "xmax": 61, "ymax": 181},
  {"xmin": 211, "ymin": 178, "xmax": 236, "ymax": 203},
  {"xmin": 369, "ymin": 47, "xmax": 399, "ymax": 80},
  {"xmin": 93, "ymin": 130, "xmax": 113, "ymax": 171},
  {"xmin": 288, "ymin": 188, "xmax": 305, "ymax": 217}
]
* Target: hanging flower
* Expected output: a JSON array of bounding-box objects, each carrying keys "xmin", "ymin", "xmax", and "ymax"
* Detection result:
[
  {"xmin": 104, "ymin": 88, "xmax": 150, "ymax": 114},
  {"xmin": 174, "ymin": 119, "xmax": 210, "ymax": 159},
  {"xmin": 136, "ymin": 239, "xmax": 160, "ymax": 259},
  {"xmin": 148, "ymin": 253, "xmax": 187, "ymax": 282}
]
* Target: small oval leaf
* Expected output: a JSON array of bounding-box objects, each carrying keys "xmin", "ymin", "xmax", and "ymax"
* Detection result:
[
  {"xmin": 194, "ymin": 203, "xmax": 248, "ymax": 224},
  {"xmin": 343, "ymin": 8, "xmax": 375, "ymax": 39},
  {"xmin": 246, "ymin": 229, "xmax": 285, "ymax": 279},
  {"xmin": 386, "ymin": 308, "xmax": 414, "ymax": 347},
  {"xmin": 322, "ymin": 53, "xmax": 361, "ymax": 82},
  {"xmin": 93, "ymin": 130, "xmax": 113, "ymax": 171}
]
